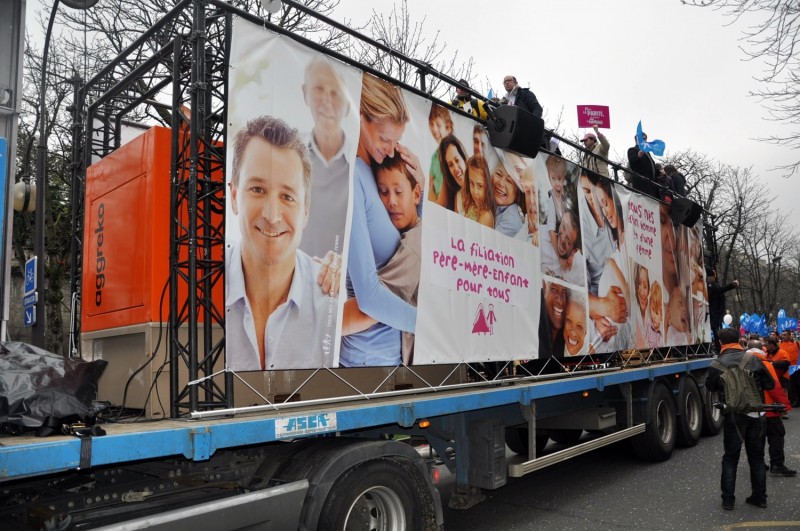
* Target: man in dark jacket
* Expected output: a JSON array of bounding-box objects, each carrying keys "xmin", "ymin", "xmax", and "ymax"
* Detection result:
[
  {"xmin": 501, "ymin": 75, "xmax": 543, "ymax": 118},
  {"xmin": 707, "ymin": 268, "xmax": 739, "ymax": 345},
  {"xmin": 663, "ymin": 164, "xmax": 686, "ymax": 198},
  {"xmin": 626, "ymin": 134, "xmax": 659, "ymax": 197},
  {"xmin": 707, "ymin": 327, "xmax": 775, "ymax": 510}
]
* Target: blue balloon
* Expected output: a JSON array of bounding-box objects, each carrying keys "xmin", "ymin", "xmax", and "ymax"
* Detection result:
[{"xmin": 778, "ymin": 309, "xmax": 787, "ymax": 319}]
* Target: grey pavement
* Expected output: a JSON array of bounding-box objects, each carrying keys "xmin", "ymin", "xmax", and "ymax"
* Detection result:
[{"xmin": 440, "ymin": 413, "xmax": 800, "ymax": 530}]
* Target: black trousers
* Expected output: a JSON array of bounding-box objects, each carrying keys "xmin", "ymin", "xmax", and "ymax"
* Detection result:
[
  {"xmin": 721, "ymin": 413, "xmax": 766, "ymax": 503},
  {"xmin": 765, "ymin": 416, "xmax": 786, "ymax": 468}
]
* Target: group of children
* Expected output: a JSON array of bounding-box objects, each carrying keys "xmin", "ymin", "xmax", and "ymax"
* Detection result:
[{"xmin": 427, "ymin": 105, "xmax": 496, "ymax": 228}]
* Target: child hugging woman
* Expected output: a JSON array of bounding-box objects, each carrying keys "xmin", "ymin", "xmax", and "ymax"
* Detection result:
[
  {"xmin": 343, "ymin": 152, "xmax": 423, "ymax": 365},
  {"xmin": 462, "ymin": 155, "xmax": 496, "ymax": 228}
]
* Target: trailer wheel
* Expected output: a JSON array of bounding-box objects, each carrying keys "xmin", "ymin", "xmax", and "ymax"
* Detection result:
[
  {"xmin": 676, "ymin": 377, "xmax": 703, "ymax": 447},
  {"xmin": 505, "ymin": 426, "xmax": 548, "ymax": 456},
  {"xmin": 548, "ymin": 429, "xmax": 583, "ymax": 445},
  {"xmin": 317, "ymin": 458, "xmax": 433, "ymax": 531},
  {"xmin": 701, "ymin": 386, "xmax": 724, "ymax": 436},
  {"xmin": 632, "ymin": 382, "xmax": 676, "ymax": 461}
]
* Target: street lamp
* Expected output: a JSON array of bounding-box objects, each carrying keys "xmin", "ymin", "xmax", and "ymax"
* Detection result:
[{"xmin": 32, "ymin": 0, "xmax": 98, "ymax": 347}]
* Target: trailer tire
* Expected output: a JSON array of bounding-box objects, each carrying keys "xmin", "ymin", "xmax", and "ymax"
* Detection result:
[
  {"xmin": 676, "ymin": 377, "xmax": 703, "ymax": 447},
  {"xmin": 317, "ymin": 458, "xmax": 434, "ymax": 531},
  {"xmin": 548, "ymin": 429, "xmax": 583, "ymax": 445},
  {"xmin": 701, "ymin": 386, "xmax": 724, "ymax": 436},
  {"xmin": 505, "ymin": 427, "xmax": 549, "ymax": 456},
  {"xmin": 632, "ymin": 382, "xmax": 676, "ymax": 461}
]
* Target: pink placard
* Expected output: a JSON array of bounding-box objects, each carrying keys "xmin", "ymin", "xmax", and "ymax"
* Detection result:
[{"xmin": 577, "ymin": 105, "xmax": 610, "ymax": 128}]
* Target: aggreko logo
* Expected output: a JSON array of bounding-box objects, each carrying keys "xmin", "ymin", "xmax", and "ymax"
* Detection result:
[{"xmin": 95, "ymin": 203, "xmax": 105, "ymax": 306}]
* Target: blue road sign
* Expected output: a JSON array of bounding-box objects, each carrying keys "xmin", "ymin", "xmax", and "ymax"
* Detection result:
[
  {"xmin": 22, "ymin": 292, "xmax": 37, "ymax": 307},
  {"xmin": 24, "ymin": 256, "xmax": 36, "ymax": 295},
  {"xmin": 23, "ymin": 306, "xmax": 36, "ymax": 327}
]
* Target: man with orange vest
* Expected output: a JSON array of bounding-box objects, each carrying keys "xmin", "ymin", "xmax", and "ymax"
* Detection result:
[
  {"xmin": 779, "ymin": 330, "xmax": 799, "ymax": 365},
  {"xmin": 782, "ymin": 330, "xmax": 800, "ymax": 406},
  {"xmin": 748, "ymin": 339, "xmax": 796, "ymax": 477}
]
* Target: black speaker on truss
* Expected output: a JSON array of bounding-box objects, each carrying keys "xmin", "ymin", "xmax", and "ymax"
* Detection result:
[
  {"xmin": 486, "ymin": 105, "xmax": 545, "ymax": 159},
  {"xmin": 670, "ymin": 197, "xmax": 703, "ymax": 226}
]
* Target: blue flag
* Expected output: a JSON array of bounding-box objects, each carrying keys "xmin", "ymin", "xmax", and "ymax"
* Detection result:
[
  {"xmin": 636, "ymin": 121, "xmax": 666, "ymax": 156},
  {"xmin": 487, "ymin": 88, "xmax": 494, "ymax": 100}
]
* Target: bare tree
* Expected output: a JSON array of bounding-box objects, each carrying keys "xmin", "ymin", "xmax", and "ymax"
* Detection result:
[
  {"xmin": 354, "ymin": 0, "xmax": 474, "ymax": 98},
  {"xmin": 16, "ymin": 0, "xmax": 351, "ymax": 350},
  {"xmin": 683, "ymin": 0, "xmax": 800, "ymax": 175},
  {"xmin": 733, "ymin": 210, "xmax": 798, "ymax": 319}
]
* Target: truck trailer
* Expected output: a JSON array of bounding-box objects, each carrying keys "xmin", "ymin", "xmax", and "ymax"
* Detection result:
[{"xmin": 1, "ymin": 1, "xmax": 722, "ymax": 529}]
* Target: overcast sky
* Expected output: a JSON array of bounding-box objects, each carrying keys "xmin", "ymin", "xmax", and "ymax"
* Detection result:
[
  {"xmin": 332, "ymin": 0, "xmax": 797, "ymax": 221},
  {"xmin": 25, "ymin": 0, "xmax": 797, "ymax": 223}
]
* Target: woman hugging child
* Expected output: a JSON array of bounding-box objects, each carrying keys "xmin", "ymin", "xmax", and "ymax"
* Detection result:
[{"xmin": 343, "ymin": 152, "xmax": 422, "ymax": 364}]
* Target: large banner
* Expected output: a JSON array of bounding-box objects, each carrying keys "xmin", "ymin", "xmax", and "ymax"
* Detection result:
[{"xmin": 225, "ymin": 18, "xmax": 709, "ymax": 371}]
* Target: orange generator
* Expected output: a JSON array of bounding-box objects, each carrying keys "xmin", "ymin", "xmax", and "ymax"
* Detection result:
[{"xmin": 81, "ymin": 126, "xmax": 224, "ymax": 415}]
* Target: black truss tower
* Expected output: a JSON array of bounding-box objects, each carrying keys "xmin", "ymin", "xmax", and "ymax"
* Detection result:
[{"xmin": 71, "ymin": 0, "xmax": 230, "ymax": 416}]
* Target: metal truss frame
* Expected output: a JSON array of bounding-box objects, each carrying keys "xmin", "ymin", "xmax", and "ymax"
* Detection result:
[{"xmin": 68, "ymin": 0, "xmax": 717, "ymax": 419}]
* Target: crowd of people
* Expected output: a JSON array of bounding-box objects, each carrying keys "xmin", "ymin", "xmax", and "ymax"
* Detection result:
[{"xmin": 709, "ymin": 326, "xmax": 800, "ymax": 511}]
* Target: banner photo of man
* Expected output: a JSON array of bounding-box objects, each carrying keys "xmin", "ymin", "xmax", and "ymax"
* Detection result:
[{"xmin": 225, "ymin": 19, "xmax": 362, "ymax": 370}]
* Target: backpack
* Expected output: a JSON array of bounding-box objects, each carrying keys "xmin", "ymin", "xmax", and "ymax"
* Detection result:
[{"xmin": 711, "ymin": 352, "xmax": 764, "ymax": 414}]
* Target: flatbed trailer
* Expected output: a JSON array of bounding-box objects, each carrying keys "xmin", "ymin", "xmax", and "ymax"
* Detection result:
[{"xmin": 1, "ymin": 357, "xmax": 720, "ymax": 529}]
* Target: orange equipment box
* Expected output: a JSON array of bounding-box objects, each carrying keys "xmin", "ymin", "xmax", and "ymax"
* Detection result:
[{"xmin": 82, "ymin": 126, "xmax": 223, "ymax": 332}]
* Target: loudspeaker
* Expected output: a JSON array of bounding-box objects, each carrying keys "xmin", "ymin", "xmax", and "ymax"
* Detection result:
[
  {"xmin": 486, "ymin": 105, "xmax": 545, "ymax": 159},
  {"xmin": 670, "ymin": 197, "xmax": 703, "ymax": 226}
]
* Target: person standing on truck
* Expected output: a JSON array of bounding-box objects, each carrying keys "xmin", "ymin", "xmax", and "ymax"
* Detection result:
[
  {"xmin": 663, "ymin": 164, "xmax": 686, "ymax": 198},
  {"xmin": 451, "ymin": 79, "xmax": 488, "ymax": 120},
  {"xmin": 626, "ymin": 133, "xmax": 659, "ymax": 198},
  {"xmin": 580, "ymin": 125, "xmax": 610, "ymax": 178},
  {"xmin": 226, "ymin": 115, "xmax": 334, "ymax": 370},
  {"xmin": 299, "ymin": 57, "xmax": 354, "ymax": 262},
  {"xmin": 707, "ymin": 327, "xmax": 775, "ymax": 511},
  {"xmin": 779, "ymin": 330, "xmax": 800, "ymax": 406},
  {"xmin": 340, "ymin": 73, "xmax": 423, "ymax": 367},
  {"xmin": 500, "ymin": 75, "xmax": 543, "ymax": 118},
  {"xmin": 706, "ymin": 267, "xmax": 738, "ymax": 346},
  {"xmin": 747, "ymin": 339, "xmax": 796, "ymax": 478}
]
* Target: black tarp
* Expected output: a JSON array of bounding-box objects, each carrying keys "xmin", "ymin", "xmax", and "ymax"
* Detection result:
[{"xmin": 0, "ymin": 342, "xmax": 107, "ymax": 433}]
